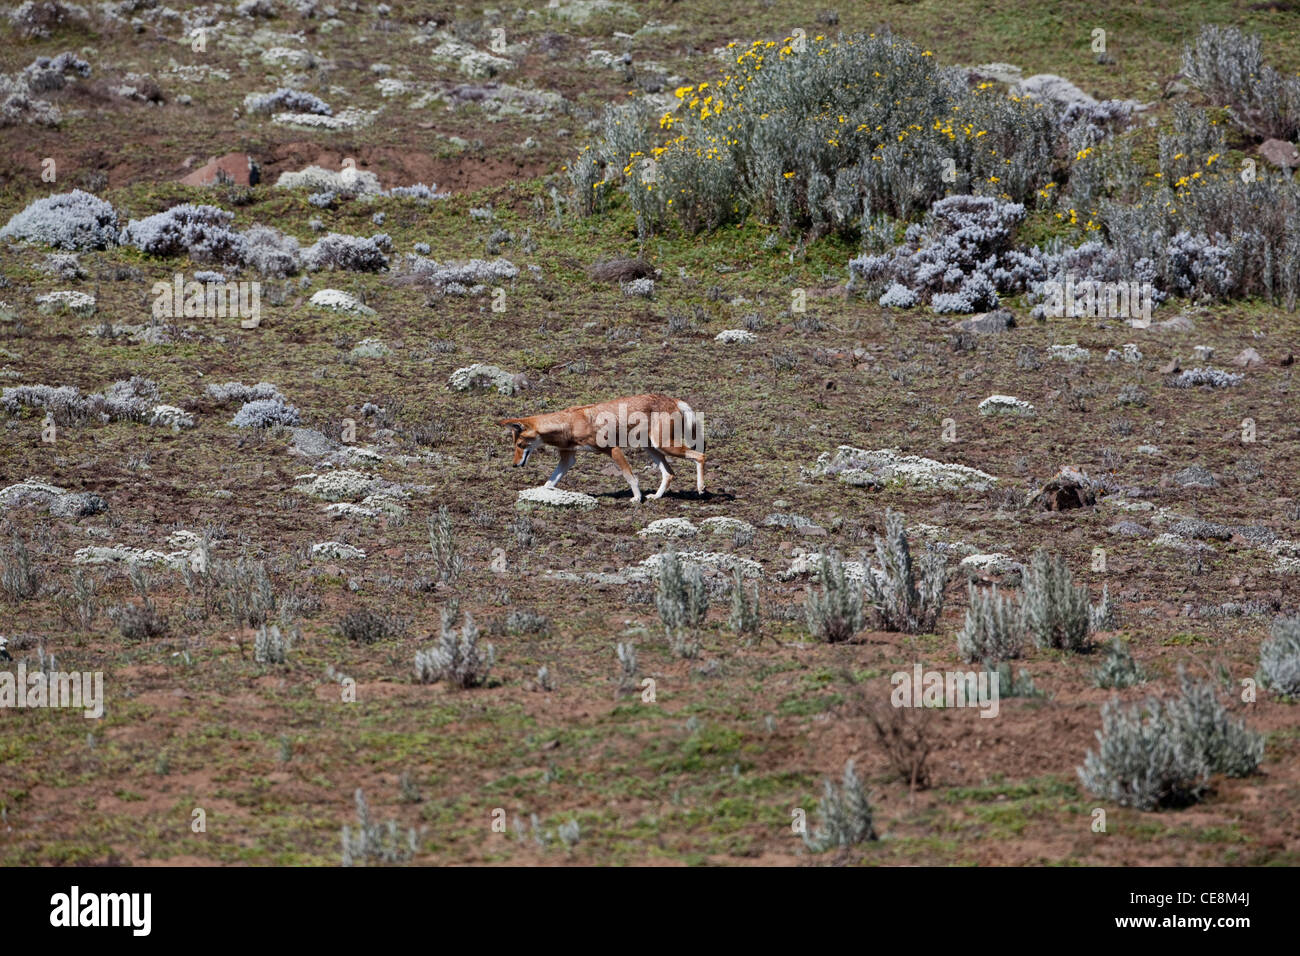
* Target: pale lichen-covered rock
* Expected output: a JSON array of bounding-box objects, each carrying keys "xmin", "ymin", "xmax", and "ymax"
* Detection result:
[
  {"xmin": 715, "ymin": 329, "xmax": 757, "ymax": 344},
  {"xmin": 1048, "ymin": 343, "xmax": 1090, "ymax": 362},
  {"xmin": 36, "ymin": 290, "xmax": 95, "ymax": 316},
  {"xmin": 635, "ymin": 550, "xmax": 763, "ymax": 580},
  {"xmin": 325, "ymin": 502, "xmax": 382, "ymax": 519},
  {"xmin": 516, "ymin": 487, "xmax": 598, "ymax": 510},
  {"xmin": 699, "ymin": 516, "xmax": 755, "ymax": 537},
  {"xmin": 978, "ymin": 394, "xmax": 1035, "ymax": 417},
  {"xmin": 74, "ymin": 544, "xmax": 191, "ymax": 569},
  {"xmin": 779, "ymin": 548, "xmax": 870, "ymax": 583},
  {"xmin": 275, "ymin": 165, "xmax": 383, "ymax": 196},
  {"xmin": 958, "ymin": 552, "xmax": 1023, "ymax": 577},
  {"xmin": 350, "ymin": 337, "xmax": 390, "ymax": 358},
  {"xmin": 273, "ymin": 108, "xmax": 379, "ymax": 131},
  {"xmin": 430, "ymin": 35, "xmax": 514, "ymax": 77},
  {"xmin": 311, "ymin": 541, "xmax": 366, "ymax": 561},
  {"xmin": 149, "ymin": 404, "xmax": 195, "ymax": 429},
  {"xmin": 1104, "ymin": 343, "xmax": 1142, "ymax": 364},
  {"xmin": 809, "ymin": 446, "xmax": 998, "ymax": 491},
  {"xmin": 309, "ymin": 289, "xmax": 376, "ymax": 314},
  {"xmin": 1269, "ymin": 540, "xmax": 1300, "ymax": 574},
  {"xmin": 294, "ymin": 470, "xmax": 385, "ymax": 501},
  {"xmin": 546, "ymin": 0, "xmax": 637, "ymax": 23},
  {"xmin": 449, "ymin": 363, "xmax": 518, "ymax": 395},
  {"xmin": 0, "ymin": 478, "xmax": 106, "ymax": 517},
  {"xmin": 637, "ymin": 517, "xmax": 698, "ymax": 539}
]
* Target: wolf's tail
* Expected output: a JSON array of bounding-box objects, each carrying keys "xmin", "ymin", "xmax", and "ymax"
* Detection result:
[{"xmin": 676, "ymin": 399, "xmax": 705, "ymax": 453}]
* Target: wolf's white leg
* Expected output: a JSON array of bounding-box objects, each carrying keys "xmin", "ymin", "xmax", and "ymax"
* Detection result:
[
  {"xmin": 609, "ymin": 447, "xmax": 641, "ymax": 503},
  {"xmin": 695, "ymin": 458, "xmax": 704, "ymax": 493},
  {"xmin": 647, "ymin": 447, "xmax": 674, "ymax": 500},
  {"xmin": 545, "ymin": 450, "xmax": 576, "ymax": 489}
]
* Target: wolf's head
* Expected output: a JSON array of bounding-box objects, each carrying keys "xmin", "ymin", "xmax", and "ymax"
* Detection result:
[{"xmin": 498, "ymin": 418, "xmax": 542, "ymax": 466}]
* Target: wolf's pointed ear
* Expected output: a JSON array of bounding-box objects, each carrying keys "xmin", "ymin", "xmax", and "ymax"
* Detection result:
[{"xmin": 498, "ymin": 418, "xmax": 523, "ymax": 435}]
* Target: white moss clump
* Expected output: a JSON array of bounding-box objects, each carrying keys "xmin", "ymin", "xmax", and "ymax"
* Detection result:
[
  {"xmin": 350, "ymin": 337, "xmax": 390, "ymax": 359},
  {"xmin": 978, "ymin": 394, "xmax": 1035, "ymax": 417},
  {"xmin": 517, "ymin": 487, "xmax": 598, "ymax": 510},
  {"xmin": 546, "ymin": 0, "xmax": 637, "ymax": 23},
  {"xmin": 325, "ymin": 502, "xmax": 382, "ymax": 519},
  {"xmin": 309, "ymin": 289, "xmax": 376, "ymax": 314},
  {"xmin": 959, "ymin": 552, "xmax": 1023, "ymax": 576},
  {"xmin": 1049, "ymin": 344, "xmax": 1090, "ymax": 362},
  {"xmin": 149, "ymin": 404, "xmax": 195, "ymax": 429},
  {"xmin": 36, "ymin": 290, "xmax": 95, "ymax": 316},
  {"xmin": 273, "ymin": 108, "xmax": 379, "ymax": 131},
  {"xmin": 1269, "ymin": 540, "xmax": 1300, "ymax": 575},
  {"xmin": 715, "ymin": 329, "xmax": 757, "ymax": 344},
  {"xmin": 275, "ymin": 165, "xmax": 383, "ymax": 196},
  {"xmin": 73, "ymin": 545, "xmax": 190, "ymax": 570},
  {"xmin": 637, "ymin": 517, "xmax": 698, "ymax": 539},
  {"xmin": 430, "ymin": 35, "xmax": 514, "ymax": 77},
  {"xmin": 260, "ymin": 47, "xmax": 315, "ymax": 69},
  {"xmin": 294, "ymin": 470, "xmax": 385, "ymax": 501},
  {"xmin": 311, "ymin": 541, "xmax": 367, "ymax": 561},
  {"xmin": 1104, "ymin": 343, "xmax": 1143, "ymax": 364},
  {"xmin": 0, "ymin": 477, "xmax": 60, "ymax": 503},
  {"xmin": 700, "ymin": 516, "xmax": 755, "ymax": 537},
  {"xmin": 635, "ymin": 550, "xmax": 763, "ymax": 580},
  {"xmin": 809, "ymin": 446, "xmax": 998, "ymax": 491},
  {"xmin": 449, "ymin": 363, "xmax": 518, "ymax": 395},
  {"xmin": 778, "ymin": 549, "xmax": 878, "ymax": 585}
]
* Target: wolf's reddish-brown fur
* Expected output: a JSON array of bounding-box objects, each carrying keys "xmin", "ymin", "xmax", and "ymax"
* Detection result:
[{"xmin": 498, "ymin": 393, "xmax": 705, "ymax": 503}]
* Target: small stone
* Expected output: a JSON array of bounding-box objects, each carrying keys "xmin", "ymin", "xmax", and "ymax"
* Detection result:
[
  {"xmin": 178, "ymin": 152, "xmax": 260, "ymax": 187},
  {"xmin": 1259, "ymin": 138, "xmax": 1300, "ymax": 169},
  {"xmin": 1232, "ymin": 347, "xmax": 1263, "ymax": 368},
  {"xmin": 954, "ymin": 309, "xmax": 1015, "ymax": 333}
]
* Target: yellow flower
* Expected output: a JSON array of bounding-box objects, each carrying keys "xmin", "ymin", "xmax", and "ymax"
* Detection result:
[{"xmin": 783, "ymin": 171, "xmax": 795, "ymax": 178}]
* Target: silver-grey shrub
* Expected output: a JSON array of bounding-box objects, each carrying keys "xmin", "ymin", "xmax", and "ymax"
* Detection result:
[
  {"xmin": 240, "ymin": 224, "xmax": 302, "ymax": 276},
  {"xmin": 1078, "ymin": 696, "xmax": 1212, "ymax": 810},
  {"xmin": 1022, "ymin": 550, "xmax": 1091, "ymax": 652},
  {"xmin": 254, "ymin": 622, "xmax": 291, "ymax": 665},
  {"xmin": 803, "ymin": 759, "xmax": 877, "ymax": 852},
  {"xmin": 426, "ymin": 506, "xmax": 464, "ymax": 585},
  {"xmin": 804, "ymin": 551, "xmax": 862, "ymax": 643},
  {"xmin": 863, "ymin": 509, "xmax": 947, "ymax": 634},
  {"xmin": 728, "ymin": 565, "xmax": 761, "ymax": 641},
  {"xmin": 413, "ymin": 598, "xmax": 494, "ymax": 688},
  {"xmin": 956, "ymin": 582, "xmax": 1024, "ymax": 662},
  {"xmin": 7, "ymin": 1, "xmax": 90, "ymax": 39},
  {"xmin": 119, "ymin": 203, "xmax": 247, "ymax": 264},
  {"xmin": 1259, "ymin": 615, "xmax": 1300, "ymax": 697},
  {"xmin": 0, "ymin": 190, "xmax": 119, "ymax": 250},
  {"xmin": 22, "ymin": 51, "xmax": 91, "ymax": 92},
  {"xmin": 1078, "ymin": 671, "xmax": 1263, "ymax": 809},
  {"xmin": 341, "ymin": 789, "xmax": 417, "ymax": 866},
  {"xmin": 302, "ymin": 232, "xmax": 391, "ymax": 272},
  {"xmin": 245, "ymin": 88, "xmax": 332, "ymax": 115},
  {"xmin": 654, "ymin": 549, "xmax": 708, "ymax": 657},
  {"xmin": 575, "ymin": 32, "xmax": 1056, "ymax": 236},
  {"xmin": 1182, "ymin": 24, "xmax": 1300, "ymax": 141},
  {"xmin": 849, "ymin": 195, "xmax": 1024, "ymax": 312},
  {"xmin": 229, "ymin": 397, "xmax": 300, "ymax": 428},
  {"xmin": 1166, "ymin": 670, "xmax": 1263, "ymax": 779},
  {"xmin": 205, "ymin": 381, "xmax": 284, "ymax": 405},
  {"xmin": 1092, "ymin": 638, "xmax": 1145, "ymax": 689}
]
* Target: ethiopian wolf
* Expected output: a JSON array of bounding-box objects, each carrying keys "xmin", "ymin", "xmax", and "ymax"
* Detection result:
[{"xmin": 498, "ymin": 393, "xmax": 705, "ymax": 504}]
